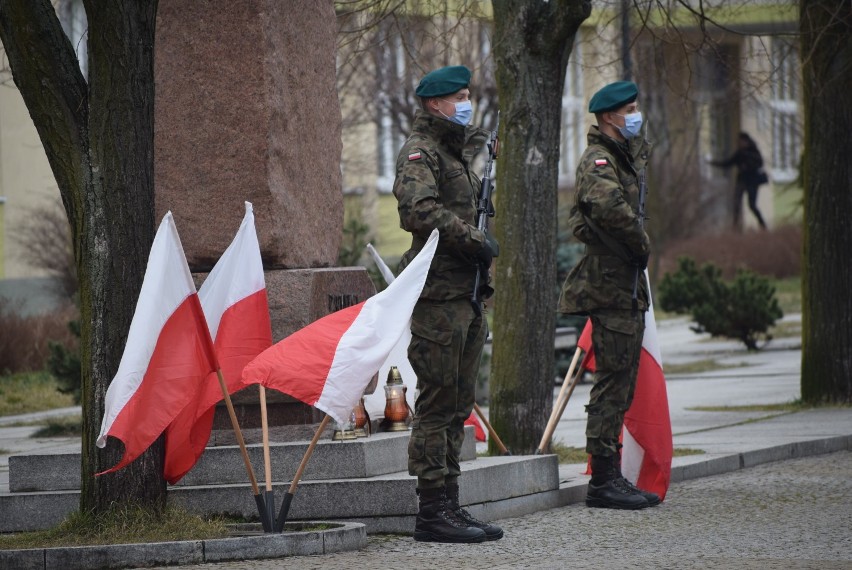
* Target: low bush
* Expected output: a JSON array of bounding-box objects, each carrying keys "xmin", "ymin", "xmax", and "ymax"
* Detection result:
[
  {"xmin": 0, "ymin": 299, "xmax": 78, "ymax": 375},
  {"xmin": 656, "ymin": 224, "xmax": 800, "ymax": 281},
  {"xmin": 47, "ymin": 319, "xmax": 82, "ymax": 404},
  {"xmin": 658, "ymin": 257, "xmax": 783, "ymax": 351}
]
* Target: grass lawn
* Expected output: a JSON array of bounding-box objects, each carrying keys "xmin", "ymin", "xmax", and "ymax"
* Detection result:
[
  {"xmin": 373, "ymin": 194, "xmax": 412, "ymax": 258},
  {"xmin": 772, "ymin": 275, "xmax": 801, "ymax": 315},
  {"xmin": 550, "ymin": 441, "xmax": 705, "ymax": 464},
  {"xmin": 0, "ymin": 371, "xmax": 74, "ymax": 417},
  {"xmin": 0, "ymin": 505, "xmax": 228, "ymax": 550}
]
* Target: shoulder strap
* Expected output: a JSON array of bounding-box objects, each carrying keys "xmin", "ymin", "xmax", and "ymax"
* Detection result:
[{"xmin": 581, "ymin": 214, "xmax": 633, "ymax": 263}]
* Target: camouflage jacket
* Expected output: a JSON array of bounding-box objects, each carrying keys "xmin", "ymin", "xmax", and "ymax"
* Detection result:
[
  {"xmin": 394, "ymin": 111, "xmax": 490, "ymax": 301},
  {"xmin": 558, "ymin": 125, "xmax": 652, "ymax": 314}
]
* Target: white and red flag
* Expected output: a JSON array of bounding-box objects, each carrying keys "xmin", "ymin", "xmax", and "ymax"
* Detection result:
[
  {"xmin": 576, "ymin": 275, "xmax": 673, "ymax": 500},
  {"xmin": 163, "ymin": 202, "xmax": 273, "ymax": 484},
  {"xmin": 96, "ymin": 212, "xmax": 218, "ymax": 475},
  {"xmin": 363, "ymin": 241, "xmax": 486, "ymax": 442},
  {"xmin": 241, "ymin": 230, "xmax": 439, "ymax": 424}
]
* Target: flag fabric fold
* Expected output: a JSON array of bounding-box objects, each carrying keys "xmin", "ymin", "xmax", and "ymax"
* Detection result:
[
  {"xmin": 364, "ymin": 241, "xmax": 486, "ymax": 442},
  {"xmin": 577, "ymin": 318, "xmax": 595, "ymax": 371},
  {"xmin": 575, "ymin": 273, "xmax": 673, "ymax": 500},
  {"xmin": 242, "ymin": 230, "xmax": 439, "ymax": 425},
  {"xmin": 163, "ymin": 202, "xmax": 272, "ymax": 484},
  {"xmin": 96, "ymin": 212, "xmax": 218, "ymax": 476}
]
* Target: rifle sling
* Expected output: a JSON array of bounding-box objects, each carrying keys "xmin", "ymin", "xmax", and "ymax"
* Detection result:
[{"xmin": 581, "ymin": 214, "xmax": 634, "ymax": 264}]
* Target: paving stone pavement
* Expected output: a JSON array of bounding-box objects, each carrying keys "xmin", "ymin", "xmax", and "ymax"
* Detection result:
[
  {"xmin": 5, "ymin": 313, "xmax": 851, "ymax": 570},
  {"xmin": 148, "ymin": 449, "xmax": 852, "ymax": 570}
]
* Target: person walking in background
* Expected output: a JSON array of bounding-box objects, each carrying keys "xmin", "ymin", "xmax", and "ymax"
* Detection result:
[
  {"xmin": 393, "ymin": 65, "xmax": 502, "ymax": 543},
  {"xmin": 558, "ymin": 80, "xmax": 659, "ymax": 510},
  {"xmin": 711, "ymin": 132, "xmax": 768, "ymax": 230}
]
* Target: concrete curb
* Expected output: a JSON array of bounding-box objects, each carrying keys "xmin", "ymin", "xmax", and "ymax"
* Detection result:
[
  {"xmin": 671, "ymin": 434, "xmax": 852, "ymax": 484},
  {"xmin": 0, "ymin": 522, "xmax": 366, "ymax": 570},
  {"xmin": 558, "ymin": 433, "xmax": 852, "ymax": 502}
]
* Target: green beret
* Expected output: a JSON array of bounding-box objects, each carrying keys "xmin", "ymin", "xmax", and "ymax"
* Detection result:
[
  {"xmin": 415, "ymin": 65, "xmax": 471, "ymax": 98},
  {"xmin": 588, "ymin": 81, "xmax": 638, "ymax": 113}
]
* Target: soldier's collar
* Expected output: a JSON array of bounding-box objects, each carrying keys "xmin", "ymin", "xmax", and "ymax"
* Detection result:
[{"xmin": 413, "ymin": 111, "xmax": 467, "ymax": 146}]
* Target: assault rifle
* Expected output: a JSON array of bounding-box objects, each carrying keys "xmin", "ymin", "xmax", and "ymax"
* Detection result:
[
  {"xmin": 631, "ymin": 168, "xmax": 648, "ymax": 313},
  {"xmin": 471, "ymin": 113, "xmax": 499, "ymax": 316}
]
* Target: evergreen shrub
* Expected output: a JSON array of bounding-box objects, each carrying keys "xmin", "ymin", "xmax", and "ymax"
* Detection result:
[{"xmin": 658, "ymin": 257, "xmax": 783, "ymax": 351}]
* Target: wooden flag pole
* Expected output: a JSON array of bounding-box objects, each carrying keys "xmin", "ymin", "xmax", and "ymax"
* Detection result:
[
  {"xmin": 536, "ymin": 346, "xmax": 583, "ymax": 455},
  {"xmin": 274, "ymin": 414, "xmax": 331, "ymax": 532},
  {"xmin": 544, "ymin": 346, "xmax": 582, "ymax": 438},
  {"xmin": 214, "ymin": 369, "xmax": 270, "ymax": 530},
  {"xmin": 259, "ymin": 385, "xmax": 276, "ymax": 532},
  {"xmin": 473, "ymin": 402, "xmax": 510, "ymax": 456},
  {"xmin": 553, "ymin": 367, "xmax": 582, "ymax": 435}
]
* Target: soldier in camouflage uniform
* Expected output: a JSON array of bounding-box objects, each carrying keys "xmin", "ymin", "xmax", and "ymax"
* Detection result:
[
  {"xmin": 558, "ymin": 81, "xmax": 661, "ymax": 510},
  {"xmin": 393, "ymin": 65, "xmax": 502, "ymax": 543}
]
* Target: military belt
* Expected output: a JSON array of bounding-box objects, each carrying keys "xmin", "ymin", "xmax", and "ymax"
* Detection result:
[
  {"xmin": 411, "ymin": 236, "xmax": 458, "ymax": 256},
  {"xmin": 585, "ymin": 244, "xmax": 617, "ymax": 256}
]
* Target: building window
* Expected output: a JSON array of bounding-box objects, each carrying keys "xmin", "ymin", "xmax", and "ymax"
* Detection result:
[
  {"xmin": 58, "ymin": 0, "xmax": 88, "ymax": 80},
  {"xmin": 559, "ymin": 35, "xmax": 585, "ymax": 187},
  {"xmin": 769, "ymin": 38, "xmax": 801, "ymax": 183},
  {"xmin": 375, "ymin": 31, "xmax": 406, "ymax": 194}
]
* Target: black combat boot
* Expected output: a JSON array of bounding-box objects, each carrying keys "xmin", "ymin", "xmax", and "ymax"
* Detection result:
[
  {"xmin": 586, "ymin": 455, "xmax": 650, "ymax": 510},
  {"xmin": 613, "ymin": 450, "xmax": 661, "ymax": 506},
  {"xmin": 445, "ymin": 483, "xmax": 504, "ymax": 541},
  {"xmin": 413, "ymin": 487, "xmax": 487, "ymax": 543}
]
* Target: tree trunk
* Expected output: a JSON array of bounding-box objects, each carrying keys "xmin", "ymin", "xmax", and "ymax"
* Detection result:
[
  {"xmin": 0, "ymin": 0, "xmax": 162, "ymax": 513},
  {"xmin": 799, "ymin": 1, "xmax": 852, "ymax": 404},
  {"xmin": 490, "ymin": 0, "xmax": 590, "ymax": 454}
]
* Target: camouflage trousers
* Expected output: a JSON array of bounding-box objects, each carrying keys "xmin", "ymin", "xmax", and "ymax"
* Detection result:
[
  {"xmin": 585, "ymin": 308, "xmax": 645, "ymax": 457},
  {"xmin": 407, "ymin": 298, "xmax": 487, "ymax": 489}
]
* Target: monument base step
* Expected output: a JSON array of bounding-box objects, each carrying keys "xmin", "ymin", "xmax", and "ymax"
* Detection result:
[
  {"xmin": 9, "ymin": 428, "xmax": 476, "ymax": 492},
  {"xmin": 0, "ymin": 454, "xmax": 559, "ymax": 533}
]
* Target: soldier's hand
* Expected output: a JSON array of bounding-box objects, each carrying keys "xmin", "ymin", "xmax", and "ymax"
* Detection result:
[
  {"xmin": 632, "ymin": 253, "xmax": 649, "ymax": 270},
  {"xmin": 477, "ymin": 233, "xmax": 500, "ymax": 268},
  {"xmin": 485, "ymin": 233, "xmax": 500, "ymax": 258}
]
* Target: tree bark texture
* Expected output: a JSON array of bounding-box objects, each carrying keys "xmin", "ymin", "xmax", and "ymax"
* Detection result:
[
  {"xmin": 799, "ymin": 1, "xmax": 852, "ymax": 404},
  {"xmin": 0, "ymin": 0, "xmax": 162, "ymax": 512},
  {"xmin": 490, "ymin": 0, "xmax": 590, "ymax": 454}
]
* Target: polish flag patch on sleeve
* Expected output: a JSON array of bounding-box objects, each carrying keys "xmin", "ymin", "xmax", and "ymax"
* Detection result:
[
  {"xmin": 408, "ymin": 151, "xmax": 422, "ymax": 161},
  {"xmin": 595, "ymin": 158, "xmax": 608, "ymax": 166}
]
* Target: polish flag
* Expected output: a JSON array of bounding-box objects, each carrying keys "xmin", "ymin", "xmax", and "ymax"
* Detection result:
[
  {"xmin": 96, "ymin": 212, "xmax": 218, "ymax": 475},
  {"xmin": 576, "ymin": 276, "xmax": 673, "ymax": 500},
  {"xmin": 163, "ymin": 202, "xmax": 272, "ymax": 484},
  {"xmin": 364, "ymin": 242, "xmax": 486, "ymax": 442},
  {"xmin": 241, "ymin": 230, "xmax": 438, "ymax": 424}
]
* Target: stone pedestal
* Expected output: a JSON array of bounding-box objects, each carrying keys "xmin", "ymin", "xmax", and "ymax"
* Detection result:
[
  {"xmin": 210, "ymin": 267, "xmax": 377, "ymax": 442},
  {"xmin": 154, "ymin": 0, "xmax": 343, "ymax": 270},
  {"xmin": 155, "ymin": 1, "xmax": 362, "ymax": 442}
]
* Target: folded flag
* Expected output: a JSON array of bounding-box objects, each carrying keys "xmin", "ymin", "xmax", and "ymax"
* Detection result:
[
  {"xmin": 241, "ymin": 229, "xmax": 439, "ymax": 424},
  {"xmin": 575, "ymin": 274, "xmax": 673, "ymax": 500},
  {"xmin": 164, "ymin": 202, "xmax": 273, "ymax": 484},
  {"xmin": 96, "ymin": 212, "xmax": 218, "ymax": 475}
]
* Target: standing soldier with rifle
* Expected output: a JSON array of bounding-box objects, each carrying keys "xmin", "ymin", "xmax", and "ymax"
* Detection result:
[
  {"xmin": 393, "ymin": 65, "xmax": 502, "ymax": 543},
  {"xmin": 558, "ymin": 81, "xmax": 660, "ymax": 510}
]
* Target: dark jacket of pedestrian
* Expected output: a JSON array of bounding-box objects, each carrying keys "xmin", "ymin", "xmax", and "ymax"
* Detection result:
[{"xmin": 712, "ymin": 135, "xmax": 765, "ymax": 187}]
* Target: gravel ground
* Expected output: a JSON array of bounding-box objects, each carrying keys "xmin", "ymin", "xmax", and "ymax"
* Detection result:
[{"xmin": 152, "ymin": 449, "xmax": 852, "ymax": 570}]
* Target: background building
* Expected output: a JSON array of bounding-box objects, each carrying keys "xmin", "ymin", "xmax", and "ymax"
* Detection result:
[{"xmin": 1, "ymin": 1, "xmax": 802, "ymax": 287}]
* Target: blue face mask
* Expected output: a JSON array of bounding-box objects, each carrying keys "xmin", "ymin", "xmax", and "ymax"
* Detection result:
[
  {"xmin": 441, "ymin": 99, "xmax": 473, "ymax": 126},
  {"xmin": 615, "ymin": 111, "xmax": 643, "ymax": 139}
]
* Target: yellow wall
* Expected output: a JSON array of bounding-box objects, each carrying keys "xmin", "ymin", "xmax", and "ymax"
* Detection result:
[
  {"xmin": 0, "ymin": 86, "xmax": 60, "ymax": 279},
  {"xmin": 0, "ymin": 198, "xmax": 5, "ymax": 278}
]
